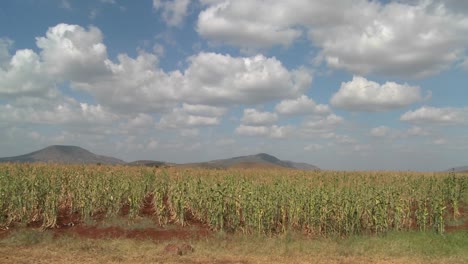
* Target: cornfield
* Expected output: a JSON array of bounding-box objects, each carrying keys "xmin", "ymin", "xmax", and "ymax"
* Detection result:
[{"xmin": 0, "ymin": 163, "xmax": 466, "ymax": 236}]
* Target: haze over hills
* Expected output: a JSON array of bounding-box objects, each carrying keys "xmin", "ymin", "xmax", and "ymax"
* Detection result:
[
  {"xmin": 183, "ymin": 153, "xmax": 320, "ymax": 170},
  {"xmin": 0, "ymin": 146, "xmax": 320, "ymax": 170},
  {"xmin": 0, "ymin": 145, "xmax": 125, "ymax": 165},
  {"xmin": 127, "ymin": 160, "xmax": 169, "ymax": 167},
  {"xmin": 448, "ymin": 166, "xmax": 468, "ymax": 173}
]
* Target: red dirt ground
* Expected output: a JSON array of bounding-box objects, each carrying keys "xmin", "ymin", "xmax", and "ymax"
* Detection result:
[
  {"xmin": 445, "ymin": 203, "xmax": 468, "ymax": 232},
  {"xmin": 0, "ymin": 229, "xmax": 9, "ymax": 239},
  {"xmin": 52, "ymin": 224, "xmax": 211, "ymax": 241}
]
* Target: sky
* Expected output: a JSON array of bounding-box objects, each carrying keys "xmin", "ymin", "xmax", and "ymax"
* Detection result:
[{"xmin": 0, "ymin": 0, "xmax": 467, "ymax": 171}]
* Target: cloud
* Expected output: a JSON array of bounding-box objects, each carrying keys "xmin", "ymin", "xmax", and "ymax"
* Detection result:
[
  {"xmin": 302, "ymin": 114, "xmax": 343, "ymax": 132},
  {"xmin": 159, "ymin": 111, "xmax": 220, "ymax": 128},
  {"xmin": 406, "ymin": 126, "xmax": 430, "ymax": 136},
  {"xmin": 297, "ymin": 114, "xmax": 345, "ymax": 140},
  {"xmin": 304, "ymin": 143, "xmax": 323, "ymax": 151},
  {"xmin": 153, "ymin": 0, "xmax": 191, "ymax": 27},
  {"xmin": 236, "ymin": 108, "xmax": 292, "ymax": 138},
  {"xmin": 401, "ymin": 106, "xmax": 468, "ymax": 125},
  {"xmin": 77, "ymin": 51, "xmax": 182, "ymax": 113},
  {"xmin": 275, "ymin": 95, "xmax": 330, "ymax": 116},
  {"xmin": 241, "ymin": 108, "xmax": 277, "ymax": 126},
  {"xmin": 370, "ymin": 126, "xmax": 391, "ymax": 137},
  {"xmin": 77, "ymin": 51, "xmax": 310, "ymax": 113},
  {"xmin": 310, "ymin": 1, "xmax": 468, "ymax": 78},
  {"xmin": 158, "ymin": 103, "xmax": 225, "ymax": 129},
  {"xmin": 197, "ymin": 0, "xmax": 468, "ymax": 77},
  {"xmin": 180, "ymin": 103, "xmax": 226, "ymax": 117},
  {"xmin": 236, "ymin": 107, "xmax": 292, "ymax": 138},
  {"xmin": 370, "ymin": 125, "xmax": 431, "ymax": 139},
  {"xmin": 334, "ymin": 134, "xmax": 357, "ymax": 145},
  {"xmin": 0, "ymin": 38, "xmax": 13, "ymax": 68},
  {"xmin": 60, "ymin": 0, "xmax": 72, "ymax": 10},
  {"xmin": 399, "ymin": 0, "xmax": 468, "ymax": 15},
  {"xmin": 1, "ymin": 24, "xmax": 111, "ymax": 108},
  {"xmin": 180, "ymin": 128, "xmax": 200, "ymax": 137},
  {"xmin": 0, "ymin": 100, "xmax": 118, "ymax": 126},
  {"xmin": 153, "ymin": 43, "xmax": 165, "ymax": 57},
  {"xmin": 215, "ymin": 138, "xmax": 235, "ymax": 146},
  {"xmin": 183, "ymin": 53, "xmax": 311, "ymax": 105},
  {"xmin": 89, "ymin": 9, "xmax": 99, "ymax": 20},
  {"xmin": 235, "ymin": 125, "xmax": 292, "ymax": 139},
  {"xmin": 3, "ymin": 24, "xmax": 312, "ymax": 115},
  {"xmin": 331, "ymin": 76, "xmax": 426, "ymax": 112},
  {"xmin": 119, "ymin": 113, "xmax": 155, "ymax": 133},
  {"xmin": 353, "ymin": 144, "xmax": 371, "ymax": 152},
  {"xmin": 0, "ymin": 49, "xmax": 58, "ymax": 99},
  {"xmin": 147, "ymin": 139, "xmax": 159, "ymax": 150},
  {"xmin": 433, "ymin": 138, "xmax": 447, "ymax": 145},
  {"xmin": 197, "ymin": 1, "xmax": 301, "ymax": 49},
  {"xmin": 36, "ymin": 24, "xmax": 110, "ymax": 83},
  {"xmin": 462, "ymin": 57, "xmax": 468, "ymax": 71}
]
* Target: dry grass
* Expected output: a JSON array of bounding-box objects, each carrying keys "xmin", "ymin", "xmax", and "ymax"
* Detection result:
[{"xmin": 1, "ymin": 229, "xmax": 467, "ymax": 264}]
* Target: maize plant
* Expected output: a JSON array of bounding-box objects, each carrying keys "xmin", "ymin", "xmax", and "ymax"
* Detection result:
[{"xmin": 0, "ymin": 163, "xmax": 466, "ymax": 236}]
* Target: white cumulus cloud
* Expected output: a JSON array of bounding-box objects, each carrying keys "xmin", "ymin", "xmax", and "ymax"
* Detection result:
[
  {"xmin": 158, "ymin": 103, "xmax": 225, "ymax": 129},
  {"xmin": 401, "ymin": 106, "xmax": 468, "ymax": 125},
  {"xmin": 76, "ymin": 51, "xmax": 311, "ymax": 113},
  {"xmin": 183, "ymin": 53, "xmax": 311, "ymax": 105},
  {"xmin": 298, "ymin": 114, "xmax": 344, "ymax": 136},
  {"xmin": 197, "ymin": 1, "xmax": 301, "ymax": 49},
  {"xmin": 241, "ymin": 108, "xmax": 278, "ymax": 126},
  {"xmin": 0, "ymin": 49, "xmax": 57, "ymax": 99},
  {"xmin": 0, "ymin": 100, "xmax": 118, "ymax": 126},
  {"xmin": 197, "ymin": 0, "xmax": 468, "ymax": 77},
  {"xmin": 235, "ymin": 124, "xmax": 292, "ymax": 139},
  {"xmin": 275, "ymin": 95, "xmax": 330, "ymax": 116},
  {"xmin": 120, "ymin": 113, "xmax": 156, "ymax": 132},
  {"xmin": 331, "ymin": 76, "xmax": 426, "ymax": 112},
  {"xmin": 2, "ymin": 24, "xmax": 313, "ymax": 115},
  {"xmin": 36, "ymin": 23, "xmax": 110, "ymax": 82}
]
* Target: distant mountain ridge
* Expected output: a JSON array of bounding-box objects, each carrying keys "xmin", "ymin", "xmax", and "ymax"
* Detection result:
[
  {"xmin": 447, "ymin": 166, "xmax": 468, "ymax": 173},
  {"xmin": 127, "ymin": 160, "xmax": 168, "ymax": 167},
  {"xmin": 187, "ymin": 153, "xmax": 320, "ymax": 171},
  {"xmin": 0, "ymin": 145, "xmax": 125, "ymax": 165},
  {"xmin": 0, "ymin": 146, "xmax": 319, "ymax": 170}
]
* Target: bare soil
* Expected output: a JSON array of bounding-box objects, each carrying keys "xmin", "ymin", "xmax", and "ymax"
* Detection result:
[
  {"xmin": 445, "ymin": 203, "xmax": 468, "ymax": 232},
  {"xmin": 52, "ymin": 224, "xmax": 211, "ymax": 241}
]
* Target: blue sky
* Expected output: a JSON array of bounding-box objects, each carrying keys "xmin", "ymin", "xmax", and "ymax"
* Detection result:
[{"xmin": 0, "ymin": 0, "xmax": 467, "ymax": 170}]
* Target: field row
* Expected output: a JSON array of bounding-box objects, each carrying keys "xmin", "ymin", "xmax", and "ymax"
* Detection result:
[{"xmin": 1, "ymin": 164, "xmax": 466, "ymax": 236}]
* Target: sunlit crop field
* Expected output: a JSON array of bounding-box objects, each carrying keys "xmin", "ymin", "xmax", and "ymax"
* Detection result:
[{"xmin": 1, "ymin": 163, "xmax": 466, "ymax": 236}]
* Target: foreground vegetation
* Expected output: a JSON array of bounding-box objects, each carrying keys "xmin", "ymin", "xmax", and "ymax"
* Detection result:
[
  {"xmin": 1, "ymin": 229, "xmax": 467, "ymax": 264},
  {"xmin": 1, "ymin": 163, "xmax": 466, "ymax": 236}
]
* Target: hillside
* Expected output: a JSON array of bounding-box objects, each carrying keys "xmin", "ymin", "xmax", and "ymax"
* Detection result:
[
  {"xmin": 127, "ymin": 160, "xmax": 169, "ymax": 167},
  {"xmin": 0, "ymin": 146, "xmax": 319, "ymax": 170},
  {"xmin": 185, "ymin": 153, "xmax": 320, "ymax": 170},
  {"xmin": 448, "ymin": 166, "xmax": 468, "ymax": 173},
  {"xmin": 0, "ymin": 145, "xmax": 125, "ymax": 165}
]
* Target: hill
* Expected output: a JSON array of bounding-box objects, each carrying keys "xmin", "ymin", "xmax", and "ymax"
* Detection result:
[
  {"xmin": 127, "ymin": 160, "xmax": 169, "ymax": 167},
  {"xmin": 447, "ymin": 166, "xmax": 468, "ymax": 173},
  {"xmin": 0, "ymin": 146, "xmax": 319, "ymax": 170},
  {"xmin": 184, "ymin": 153, "xmax": 320, "ymax": 170},
  {"xmin": 0, "ymin": 145, "xmax": 125, "ymax": 165}
]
